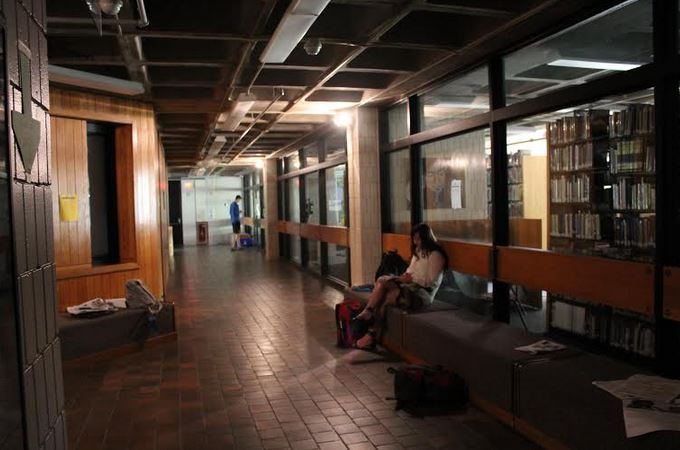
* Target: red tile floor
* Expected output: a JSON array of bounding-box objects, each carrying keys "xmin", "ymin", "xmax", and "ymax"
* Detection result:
[{"xmin": 63, "ymin": 246, "xmax": 538, "ymax": 450}]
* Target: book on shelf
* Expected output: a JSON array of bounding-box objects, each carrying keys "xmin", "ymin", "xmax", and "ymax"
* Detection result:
[
  {"xmin": 550, "ymin": 174, "xmax": 591, "ymax": 203},
  {"xmin": 614, "ymin": 214, "xmax": 655, "ymax": 249},
  {"xmin": 550, "ymin": 142, "xmax": 594, "ymax": 171},
  {"xmin": 609, "ymin": 104, "xmax": 654, "ymax": 138},
  {"xmin": 550, "ymin": 212, "xmax": 601, "ymax": 240},
  {"xmin": 612, "ymin": 178, "xmax": 655, "ymax": 211},
  {"xmin": 548, "ymin": 109, "xmax": 609, "ymax": 145},
  {"xmin": 609, "ymin": 137, "xmax": 655, "ymax": 174}
]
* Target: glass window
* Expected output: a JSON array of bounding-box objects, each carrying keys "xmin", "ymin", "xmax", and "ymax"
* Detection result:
[
  {"xmin": 325, "ymin": 165, "xmax": 347, "ymax": 227},
  {"xmin": 421, "ymin": 129, "xmax": 491, "ymax": 243},
  {"xmin": 303, "ymin": 143, "xmax": 320, "ymax": 167},
  {"xmin": 327, "ymin": 244, "xmax": 349, "ymax": 283},
  {"xmin": 252, "ymin": 187, "xmax": 262, "ymax": 220},
  {"xmin": 387, "ymin": 149, "xmax": 411, "ymax": 234},
  {"xmin": 420, "ymin": 65, "xmax": 489, "ymax": 131},
  {"xmin": 290, "ymin": 235, "xmax": 302, "ymax": 264},
  {"xmin": 325, "ymin": 129, "xmax": 346, "ymax": 161},
  {"xmin": 504, "ymin": 0, "xmax": 652, "ymax": 105},
  {"xmin": 285, "ymin": 153, "xmax": 301, "ymax": 173},
  {"xmin": 253, "ymin": 169, "xmax": 262, "ymax": 186},
  {"xmin": 436, "ymin": 270, "xmax": 493, "ymax": 320},
  {"xmin": 386, "ymin": 102, "xmax": 409, "ymax": 142},
  {"xmin": 509, "ymin": 284, "xmax": 548, "ymax": 335},
  {"xmin": 307, "ymin": 239, "xmax": 322, "ymax": 273},
  {"xmin": 506, "ymin": 89, "xmax": 655, "ymax": 262},
  {"xmin": 287, "ymin": 177, "xmax": 301, "ymax": 223},
  {"xmin": 278, "ymin": 180, "xmax": 285, "ymax": 220},
  {"xmin": 303, "ymin": 172, "xmax": 319, "ymax": 224}
]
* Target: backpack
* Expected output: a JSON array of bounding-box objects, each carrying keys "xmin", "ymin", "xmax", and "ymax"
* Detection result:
[
  {"xmin": 335, "ymin": 299, "xmax": 369, "ymax": 348},
  {"xmin": 387, "ymin": 365, "xmax": 468, "ymax": 412},
  {"xmin": 375, "ymin": 251, "xmax": 409, "ymax": 281}
]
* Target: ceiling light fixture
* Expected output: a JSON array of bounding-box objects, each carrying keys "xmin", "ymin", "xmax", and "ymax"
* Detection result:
[
  {"xmin": 255, "ymin": 159, "xmax": 264, "ymax": 169},
  {"xmin": 219, "ymin": 93, "xmax": 257, "ymax": 132},
  {"xmin": 333, "ymin": 111, "xmax": 352, "ymax": 127},
  {"xmin": 260, "ymin": 0, "xmax": 331, "ymax": 63},
  {"xmin": 548, "ymin": 59, "xmax": 641, "ymax": 71}
]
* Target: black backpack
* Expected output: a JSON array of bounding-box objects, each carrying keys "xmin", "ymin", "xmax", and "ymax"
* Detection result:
[
  {"xmin": 375, "ymin": 251, "xmax": 408, "ymax": 281},
  {"xmin": 387, "ymin": 365, "xmax": 468, "ymax": 413}
]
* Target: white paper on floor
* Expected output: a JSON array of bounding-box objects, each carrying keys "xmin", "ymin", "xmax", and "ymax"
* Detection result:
[
  {"xmin": 594, "ymin": 374, "xmax": 680, "ymax": 437},
  {"xmin": 514, "ymin": 339, "xmax": 566, "ymax": 355}
]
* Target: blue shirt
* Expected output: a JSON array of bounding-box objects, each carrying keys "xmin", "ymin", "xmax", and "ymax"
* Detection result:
[{"xmin": 230, "ymin": 201, "xmax": 240, "ymax": 224}]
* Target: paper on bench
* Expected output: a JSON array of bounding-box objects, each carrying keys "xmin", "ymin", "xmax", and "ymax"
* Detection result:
[
  {"xmin": 514, "ymin": 339, "xmax": 566, "ymax": 355},
  {"xmin": 594, "ymin": 375, "xmax": 680, "ymax": 437}
]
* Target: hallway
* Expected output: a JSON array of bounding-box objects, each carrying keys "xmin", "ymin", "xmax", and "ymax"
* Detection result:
[{"xmin": 63, "ymin": 247, "xmax": 537, "ymax": 450}]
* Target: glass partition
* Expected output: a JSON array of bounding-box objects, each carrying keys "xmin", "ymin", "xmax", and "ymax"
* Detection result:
[
  {"xmin": 326, "ymin": 165, "xmax": 347, "ymax": 227},
  {"xmin": 287, "ymin": 177, "xmax": 301, "ymax": 223},
  {"xmin": 504, "ymin": 0, "xmax": 652, "ymax": 105},
  {"xmin": 325, "ymin": 129, "xmax": 347, "ymax": 161},
  {"xmin": 506, "ymin": 89, "xmax": 655, "ymax": 262},
  {"xmin": 419, "ymin": 65, "xmax": 489, "ymax": 131},
  {"xmin": 387, "ymin": 149, "xmax": 411, "ymax": 234},
  {"xmin": 327, "ymin": 244, "xmax": 349, "ymax": 282},
  {"xmin": 303, "ymin": 143, "xmax": 320, "ymax": 167},
  {"xmin": 436, "ymin": 270, "xmax": 493, "ymax": 320},
  {"xmin": 285, "ymin": 153, "xmax": 301, "ymax": 173},
  {"xmin": 303, "ymin": 172, "xmax": 319, "ymax": 224},
  {"xmin": 290, "ymin": 235, "xmax": 302, "ymax": 264},
  {"xmin": 421, "ymin": 129, "xmax": 492, "ymax": 242}
]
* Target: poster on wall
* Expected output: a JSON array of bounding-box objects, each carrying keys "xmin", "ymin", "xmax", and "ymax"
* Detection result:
[{"xmin": 423, "ymin": 158, "xmax": 466, "ymax": 210}]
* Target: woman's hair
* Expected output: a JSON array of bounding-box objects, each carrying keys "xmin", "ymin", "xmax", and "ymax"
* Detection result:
[{"xmin": 411, "ymin": 223, "xmax": 449, "ymax": 267}]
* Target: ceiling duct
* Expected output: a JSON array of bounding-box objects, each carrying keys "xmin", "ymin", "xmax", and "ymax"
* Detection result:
[
  {"xmin": 206, "ymin": 135, "xmax": 227, "ymax": 158},
  {"xmin": 218, "ymin": 93, "xmax": 257, "ymax": 132},
  {"xmin": 48, "ymin": 65, "xmax": 145, "ymax": 96},
  {"xmin": 260, "ymin": 0, "xmax": 331, "ymax": 63}
]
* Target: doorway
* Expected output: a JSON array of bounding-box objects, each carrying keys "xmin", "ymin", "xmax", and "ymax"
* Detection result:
[{"xmin": 169, "ymin": 180, "xmax": 183, "ymax": 246}]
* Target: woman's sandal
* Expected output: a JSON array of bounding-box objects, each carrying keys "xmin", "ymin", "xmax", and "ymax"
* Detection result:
[{"xmin": 354, "ymin": 331, "xmax": 376, "ymax": 351}]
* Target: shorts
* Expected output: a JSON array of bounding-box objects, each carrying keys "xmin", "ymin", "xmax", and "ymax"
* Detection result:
[{"xmin": 232, "ymin": 222, "xmax": 241, "ymax": 234}]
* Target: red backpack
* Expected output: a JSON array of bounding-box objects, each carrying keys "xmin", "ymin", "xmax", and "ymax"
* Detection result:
[{"xmin": 335, "ymin": 299, "xmax": 368, "ymax": 347}]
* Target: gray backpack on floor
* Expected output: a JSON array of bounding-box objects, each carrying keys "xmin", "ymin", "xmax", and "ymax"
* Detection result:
[{"xmin": 125, "ymin": 279, "xmax": 159, "ymax": 309}]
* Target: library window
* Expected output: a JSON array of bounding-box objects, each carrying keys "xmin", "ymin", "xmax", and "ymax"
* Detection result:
[
  {"xmin": 506, "ymin": 89, "xmax": 655, "ymax": 262},
  {"xmin": 503, "ymin": 0, "xmax": 652, "ymax": 105},
  {"xmin": 303, "ymin": 143, "xmax": 320, "ymax": 167},
  {"xmin": 285, "ymin": 153, "xmax": 301, "ymax": 173},
  {"xmin": 287, "ymin": 177, "xmax": 301, "ymax": 223},
  {"xmin": 307, "ymin": 239, "xmax": 322, "ymax": 274},
  {"xmin": 421, "ymin": 129, "xmax": 491, "ymax": 243},
  {"xmin": 327, "ymin": 243, "xmax": 349, "ymax": 283},
  {"xmin": 386, "ymin": 102, "xmax": 409, "ymax": 142},
  {"xmin": 290, "ymin": 235, "xmax": 302, "ymax": 264},
  {"xmin": 387, "ymin": 149, "xmax": 411, "ymax": 234},
  {"xmin": 326, "ymin": 165, "xmax": 347, "ymax": 227},
  {"xmin": 325, "ymin": 130, "xmax": 347, "ymax": 161},
  {"xmin": 303, "ymin": 172, "xmax": 319, "ymax": 225},
  {"xmin": 420, "ymin": 65, "xmax": 489, "ymax": 131}
]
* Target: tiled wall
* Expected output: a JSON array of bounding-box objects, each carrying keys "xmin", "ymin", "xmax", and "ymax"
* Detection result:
[{"xmin": 4, "ymin": 0, "xmax": 67, "ymax": 449}]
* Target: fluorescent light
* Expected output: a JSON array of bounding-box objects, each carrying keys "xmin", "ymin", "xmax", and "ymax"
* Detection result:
[
  {"xmin": 220, "ymin": 93, "xmax": 256, "ymax": 132},
  {"xmin": 48, "ymin": 65, "xmax": 145, "ymax": 96},
  {"xmin": 333, "ymin": 111, "xmax": 351, "ymax": 127},
  {"xmin": 255, "ymin": 159, "xmax": 264, "ymax": 169},
  {"xmin": 548, "ymin": 59, "xmax": 641, "ymax": 71},
  {"xmin": 260, "ymin": 0, "xmax": 331, "ymax": 63}
]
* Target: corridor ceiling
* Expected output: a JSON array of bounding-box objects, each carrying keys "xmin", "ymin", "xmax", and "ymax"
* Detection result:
[{"xmin": 46, "ymin": 0, "xmax": 619, "ymax": 175}]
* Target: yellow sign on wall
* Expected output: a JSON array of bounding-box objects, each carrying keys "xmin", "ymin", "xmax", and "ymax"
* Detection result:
[{"xmin": 59, "ymin": 195, "xmax": 78, "ymax": 222}]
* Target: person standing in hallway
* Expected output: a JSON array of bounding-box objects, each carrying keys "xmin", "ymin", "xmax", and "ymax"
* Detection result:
[{"xmin": 230, "ymin": 195, "xmax": 242, "ymax": 252}]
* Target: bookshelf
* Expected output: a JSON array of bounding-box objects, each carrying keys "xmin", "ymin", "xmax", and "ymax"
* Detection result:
[
  {"xmin": 487, "ymin": 150, "xmax": 524, "ymax": 219},
  {"xmin": 546, "ymin": 104, "xmax": 656, "ymax": 358}
]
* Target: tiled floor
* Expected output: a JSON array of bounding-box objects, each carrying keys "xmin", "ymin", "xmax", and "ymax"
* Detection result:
[{"xmin": 63, "ymin": 246, "xmax": 538, "ymax": 450}]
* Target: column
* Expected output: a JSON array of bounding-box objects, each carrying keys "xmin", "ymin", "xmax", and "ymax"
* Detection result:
[
  {"xmin": 263, "ymin": 158, "xmax": 280, "ymax": 260},
  {"xmin": 347, "ymin": 106, "xmax": 382, "ymax": 285}
]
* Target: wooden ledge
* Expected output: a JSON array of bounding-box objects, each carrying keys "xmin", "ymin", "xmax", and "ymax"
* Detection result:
[{"xmin": 57, "ymin": 262, "xmax": 140, "ymax": 281}]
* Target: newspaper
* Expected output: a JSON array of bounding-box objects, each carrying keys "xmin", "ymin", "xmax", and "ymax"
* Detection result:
[
  {"xmin": 594, "ymin": 374, "xmax": 680, "ymax": 437},
  {"xmin": 514, "ymin": 339, "xmax": 567, "ymax": 355},
  {"xmin": 66, "ymin": 298, "xmax": 127, "ymax": 316}
]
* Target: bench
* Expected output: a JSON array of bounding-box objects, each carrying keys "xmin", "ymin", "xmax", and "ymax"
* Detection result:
[
  {"xmin": 59, "ymin": 303, "xmax": 176, "ymax": 360},
  {"xmin": 343, "ymin": 285, "xmax": 680, "ymax": 449}
]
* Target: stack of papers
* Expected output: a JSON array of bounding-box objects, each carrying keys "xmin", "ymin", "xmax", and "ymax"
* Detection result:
[
  {"xmin": 66, "ymin": 298, "xmax": 127, "ymax": 316},
  {"xmin": 594, "ymin": 374, "xmax": 680, "ymax": 437},
  {"xmin": 514, "ymin": 339, "xmax": 567, "ymax": 355}
]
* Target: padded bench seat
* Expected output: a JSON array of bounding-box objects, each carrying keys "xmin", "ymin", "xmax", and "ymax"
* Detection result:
[
  {"xmin": 517, "ymin": 352, "xmax": 679, "ymax": 450},
  {"xmin": 59, "ymin": 303, "xmax": 175, "ymax": 360},
  {"xmin": 402, "ymin": 309, "xmax": 551, "ymax": 412}
]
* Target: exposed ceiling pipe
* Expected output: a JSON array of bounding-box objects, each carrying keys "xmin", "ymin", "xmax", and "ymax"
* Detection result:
[
  {"xmin": 48, "ymin": 64, "xmax": 145, "ymax": 95},
  {"xmin": 135, "ymin": 0, "xmax": 149, "ymax": 27}
]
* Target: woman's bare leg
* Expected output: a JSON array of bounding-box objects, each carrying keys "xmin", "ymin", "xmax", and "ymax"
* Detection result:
[
  {"xmin": 356, "ymin": 283, "xmax": 400, "ymax": 348},
  {"xmin": 355, "ymin": 277, "xmax": 389, "ymax": 320}
]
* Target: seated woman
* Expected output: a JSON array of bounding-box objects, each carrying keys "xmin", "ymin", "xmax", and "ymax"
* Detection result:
[{"xmin": 354, "ymin": 223, "xmax": 448, "ymax": 350}]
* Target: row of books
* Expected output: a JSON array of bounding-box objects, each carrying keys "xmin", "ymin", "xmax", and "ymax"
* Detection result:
[
  {"xmin": 550, "ymin": 174, "xmax": 591, "ymax": 203},
  {"xmin": 614, "ymin": 215, "xmax": 655, "ymax": 249},
  {"xmin": 509, "ymin": 184, "xmax": 523, "ymax": 202},
  {"xmin": 612, "ymin": 179, "xmax": 655, "ymax": 211},
  {"xmin": 508, "ymin": 166, "xmax": 523, "ymax": 184},
  {"xmin": 548, "ymin": 110, "xmax": 609, "ymax": 145},
  {"xmin": 609, "ymin": 138, "xmax": 655, "ymax": 174},
  {"xmin": 509, "ymin": 202, "xmax": 524, "ymax": 218},
  {"xmin": 609, "ymin": 104, "xmax": 654, "ymax": 138},
  {"xmin": 549, "ymin": 142, "xmax": 596, "ymax": 171},
  {"xmin": 550, "ymin": 213, "xmax": 601, "ymax": 240},
  {"xmin": 550, "ymin": 298, "xmax": 655, "ymax": 357}
]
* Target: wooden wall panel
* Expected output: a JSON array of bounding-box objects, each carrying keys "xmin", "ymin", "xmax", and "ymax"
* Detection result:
[
  {"xmin": 497, "ymin": 247, "xmax": 654, "ymax": 315},
  {"xmin": 300, "ymin": 223, "xmax": 321, "ymax": 240},
  {"xmin": 278, "ymin": 221, "xmax": 348, "ymax": 246},
  {"xmin": 442, "ymin": 240, "xmax": 492, "ymax": 278},
  {"xmin": 320, "ymin": 226, "xmax": 349, "ymax": 247},
  {"xmin": 50, "ymin": 89, "xmax": 165, "ymax": 310},
  {"xmin": 663, "ymin": 267, "xmax": 680, "ymax": 321},
  {"xmin": 51, "ymin": 117, "xmax": 91, "ymax": 268},
  {"xmin": 115, "ymin": 125, "xmax": 136, "ymax": 263}
]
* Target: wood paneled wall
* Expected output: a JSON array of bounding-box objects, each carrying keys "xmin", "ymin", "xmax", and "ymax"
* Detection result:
[{"xmin": 50, "ymin": 89, "xmax": 166, "ymax": 310}]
